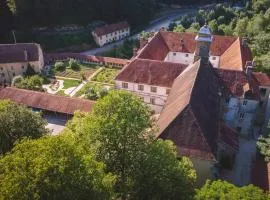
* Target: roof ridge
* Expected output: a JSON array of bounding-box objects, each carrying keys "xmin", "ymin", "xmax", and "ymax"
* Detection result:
[{"xmin": 6, "ymin": 87, "xmax": 95, "ymax": 103}]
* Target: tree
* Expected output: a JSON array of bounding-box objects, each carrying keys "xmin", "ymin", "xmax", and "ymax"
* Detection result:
[
  {"xmin": 257, "ymin": 135, "xmax": 270, "ymax": 161},
  {"xmin": 69, "ymin": 58, "xmax": 80, "ymax": 71},
  {"xmin": 0, "ymin": 100, "xmax": 48, "ymax": 154},
  {"xmin": 195, "ymin": 180, "xmax": 269, "ymax": 200},
  {"xmin": 173, "ymin": 24, "xmax": 186, "ymax": 33},
  {"xmin": 234, "ymin": 17, "xmax": 249, "ymax": 37},
  {"xmin": 186, "ymin": 22, "xmax": 200, "ymax": 33},
  {"xmin": 14, "ymin": 75, "xmax": 44, "ymax": 91},
  {"xmin": 68, "ymin": 90, "xmax": 196, "ymax": 199},
  {"xmin": 54, "ymin": 61, "xmax": 66, "ymax": 72},
  {"xmin": 0, "ymin": 135, "xmax": 116, "ymax": 200}
]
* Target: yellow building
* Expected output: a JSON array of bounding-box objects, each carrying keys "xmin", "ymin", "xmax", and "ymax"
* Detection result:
[{"xmin": 0, "ymin": 43, "xmax": 44, "ymax": 85}]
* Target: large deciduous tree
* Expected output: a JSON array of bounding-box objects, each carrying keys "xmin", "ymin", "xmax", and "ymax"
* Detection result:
[
  {"xmin": 0, "ymin": 135, "xmax": 116, "ymax": 200},
  {"xmin": 0, "ymin": 100, "xmax": 48, "ymax": 154},
  {"xmin": 194, "ymin": 180, "xmax": 269, "ymax": 200},
  {"xmin": 67, "ymin": 90, "xmax": 196, "ymax": 199}
]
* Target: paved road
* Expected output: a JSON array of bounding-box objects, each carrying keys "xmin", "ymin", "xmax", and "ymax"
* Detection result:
[{"xmin": 81, "ymin": 8, "xmax": 197, "ymax": 55}]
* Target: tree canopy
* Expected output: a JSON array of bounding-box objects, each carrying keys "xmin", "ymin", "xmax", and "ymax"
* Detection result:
[
  {"xmin": 0, "ymin": 100, "xmax": 48, "ymax": 154},
  {"xmin": 257, "ymin": 135, "xmax": 270, "ymax": 161},
  {"xmin": 194, "ymin": 180, "xmax": 269, "ymax": 200},
  {"xmin": 0, "ymin": 135, "xmax": 116, "ymax": 200},
  {"xmin": 67, "ymin": 90, "xmax": 196, "ymax": 199}
]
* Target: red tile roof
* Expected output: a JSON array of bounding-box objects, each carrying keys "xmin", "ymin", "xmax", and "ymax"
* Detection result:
[
  {"xmin": 219, "ymin": 38, "xmax": 253, "ymax": 71},
  {"xmin": 216, "ymin": 69, "xmax": 260, "ymax": 100},
  {"xmin": 0, "ymin": 43, "xmax": 41, "ymax": 63},
  {"xmin": 157, "ymin": 60, "xmax": 221, "ymax": 161},
  {"xmin": 115, "ymin": 59, "xmax": 187, "ymax": 87},
  {"xmin": 44, "ymin": 53, "xmax": 129, "ymax": 66},
  {"xmin": 93, "ymin": 21, "xmax": 129, "ymax": 37},
  {"xmin": 252, "ymin": 72, "xmax": 270, "ymax": 87},
  {"xmin": 138, "ymin": 31, "xmax": 238, "ymax": 62},
  {"xmin": 138, "ymin": 32, "xmax": 170, "ymax": 61},
  {"xmin": 0, "ymin": 87, "xmax": 95, "ymax": 115}
]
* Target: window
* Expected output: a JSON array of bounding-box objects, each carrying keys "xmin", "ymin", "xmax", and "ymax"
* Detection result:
[
  {"xmin": 173, "ymin": 52, "xmax": 176, "ymax": 56},
  {"xmin": 243, "ymin": 100, "xmax": 248, "ymax": 106},
  {"xmin": 236, "ymin": 126, "xmax": 242, "ymax": 132},
  {"xmin": 122, "ymin": 82, "xmax": 128, "ymax": 88},
  {"xmin": 260, "ymin": 88, "xmax": 267, "ymax": 97},
  {"xmin": 1, "ymin": 73, "xmax": 4, "ymax": 77},
  {"xmin": 12, "ymin": 72, "xmax": 15, "ymax": 76},
  {"xmin": 0, "ymin": 67, "xmax": 3, "ymax": 70},
  {"xmin": 11, "ymin": 66, "xmax": 13, "ymax": 70},
  {"xmin": 185, "ymin": 54, "xmax": 189, "ymax": 57},
  {"xmin": 138, "ymin": 84, "xmax": 144, "ymax": 91},
  {"xmin": 151, "ymin": 86, "xmax": 157, "ymax": 93},
  {"xmin": 212, "ymin": 56, "xmax": 216, "ymax": 60},
  {"xmin": 166, "ymin": 89, "xmax": 171, "ymax": 95},
  {"xmin": 21, "ymin": 66, "xmax": 25, "ymax": 69},
  {"xmin": 239, "ymin": 112, "xmax": 245, "ymax": 120},
  {"xmin": 225, "ymin": 98, "xmax": 230, "ymax": 104},
  {"xmin": 150, "ymin": 97, "xmax": 155, "ymax": 105}
]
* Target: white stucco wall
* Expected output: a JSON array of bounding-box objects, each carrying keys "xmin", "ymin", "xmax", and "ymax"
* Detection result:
[
  {"xmin": 115, "ymin": 80, "xmax": 169, "ymax": 113},
  {"xmin": 164, "ymin": 51, "xmax": 220, "ymax": 68},
  {"xmin": 224, "ymin": 97, "xmax": 259, "ymax": 136},
  {"xmin": 92, "ymin": 27, "xmax": 130, "ymax": 47},
  {"xmin": 0, "ymin": 61, "xmax": 42, "ymax": 84}
]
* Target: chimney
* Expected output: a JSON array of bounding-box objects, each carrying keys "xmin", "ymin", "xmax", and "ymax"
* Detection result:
[
  {"xmin": 241, "ymin": 37, "xmax": 248, "ymax": 47},
  {"xmin": 245, "ymin": 61, "xmax": 253, "ymax": 80},
  {"xmin": 24, "ymin": 50, "xmax": 28, "ymax": 61},
  {"xmin": 180, "ymin": 39, "xmax": 184, "ymax": 51},
  {"xmin": 160, "ymin": 27, "xmax": 166, "ymax": 31}
]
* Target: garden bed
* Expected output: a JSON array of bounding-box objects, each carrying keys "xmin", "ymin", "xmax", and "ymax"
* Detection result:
[
  {"xmin": 91, "ymin": 68, "xmax": 120, "ymax": 84},
  {"xmin": 53, "ymin": 62, "xmax": 100, "ymax": 79}
]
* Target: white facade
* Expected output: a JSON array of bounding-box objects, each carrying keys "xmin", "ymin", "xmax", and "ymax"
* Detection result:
[
  {"xmin": 224, "ymin": 97, "xmax": 259, "ymax": 136},
  {"xmin": 115, "ymin": 80, "xmax": 170, "ymax": 113},
  {"xmin": 164, "ymin": 51, "xmax": 220, "ymax": 68},
  {"xmin": 92, "ymin": 27, "xmax": 130, "ymax": 47}
]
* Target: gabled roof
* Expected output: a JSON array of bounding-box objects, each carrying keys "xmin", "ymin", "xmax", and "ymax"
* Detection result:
[
  {"xmin": 138, "ymin": 32, "xmax": 170, "ymax": 61},
  {"xmin": 216, "ymin": 69, "xmax": 260, "ymax": 100},
  {"xmin": 138, "ymin": 31, "xmax": 238, "ymax": 62},
  {"xmin": 0, "ymin": 43, "xmax": 41, "ymax": 63},
  {"xmin": 93, "ymin": 21, "xmax": 129, "ymax": 37},
  {"xmin": 0, "ymin": 87, "xmax": 95, "ymax": 115},
  {"xmin": 115, "ymin": 58, "xmax": 187, "ymax": 87},
  {"xmin": 157, "ymin": 60, "xmax": 221, "ymax": 161},
  {"xmin": 219, "ymin": 38, "xmax": 253, "ymax": 71}
]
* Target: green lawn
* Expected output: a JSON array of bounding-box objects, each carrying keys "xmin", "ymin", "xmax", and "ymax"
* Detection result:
[
  {"xmin": 91, "ymin": 68, "xmax": 120, "ymax": 84},
  {"xmin": 60, "ymin": 79, "xmax": 81, "ymax": 89},
  {"xmin": 56, "ymin": 90, "xmax": 67, "ymax": 96}
]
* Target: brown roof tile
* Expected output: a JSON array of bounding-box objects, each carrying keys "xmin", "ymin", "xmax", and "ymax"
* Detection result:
[
  {"xmin": 0, "ymin": 43, "xmax": 41, "ymax": 63},
  {"xmin": 252, "ymin": 72, "xmax": 270, "ymax": 87},
  {"xmin": 93, "ymin": 21, "xmax": 129, "ymax": 37},
  {"xmin": 157, "ymin": 60, "xmax": 221, "ymax": 161},
  {"xmin": 216, "ymin": 69, "xmax": 260, "ymax": 100},
  {"xmin": 138, "ymin": 31, "xmax": 238, "ymax": 61},
  {"xmin": 219, "ymin": 123, "xmax": 239, "ymax": 151},
  {"xmin": 0, "ymin": 87, "xmax": 95, "ymax": 115},
  {"xmin": 115, "ymin": 58, "xmax": 187, "ymax": 87},
  {"xmin": 219, "ymin": 38, "xmax": 253, "ymax": 71}
]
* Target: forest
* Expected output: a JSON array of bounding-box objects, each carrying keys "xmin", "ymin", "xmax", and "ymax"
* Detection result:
[{"xmin": 169, "ymin": 0, "xmax": 270, "ymax": 74}]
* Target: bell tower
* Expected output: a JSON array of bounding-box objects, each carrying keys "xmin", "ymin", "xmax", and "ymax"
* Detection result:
[{"xmin": 194, "ymin": 24, "xmax": 212, "ymax": 63}]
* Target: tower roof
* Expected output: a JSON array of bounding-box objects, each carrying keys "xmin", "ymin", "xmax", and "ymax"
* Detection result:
[{"xmin": 195, "ymin": 25, "xmax": 213, "ymax": 42}]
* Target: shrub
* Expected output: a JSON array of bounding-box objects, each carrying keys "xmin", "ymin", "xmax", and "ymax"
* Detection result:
[
  {"xmin": 54, "ymin": 61, "xmax": 66, "ymax": 71},
  {"xmin": 69, "ymin": 58, "xmax": 80, "ymax": 70}
]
